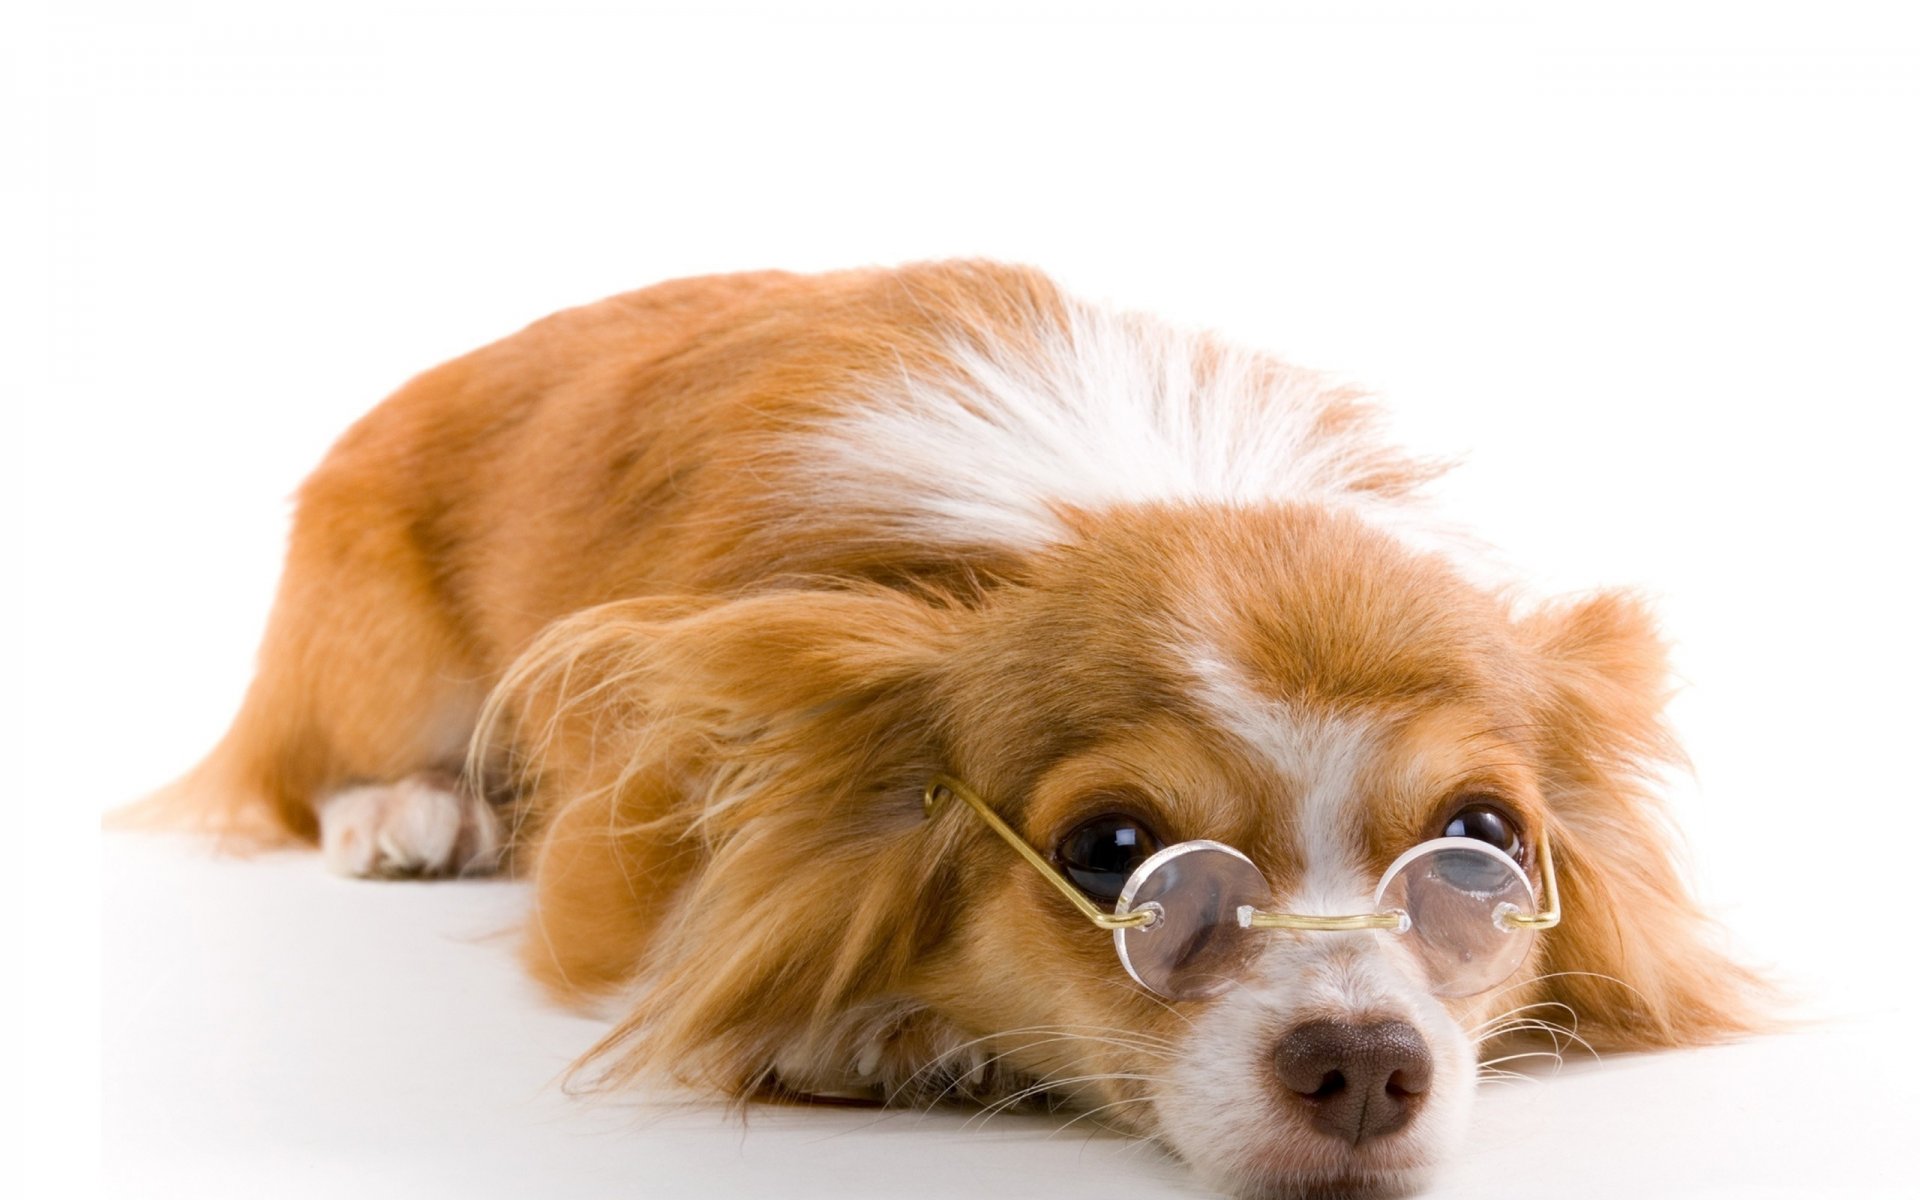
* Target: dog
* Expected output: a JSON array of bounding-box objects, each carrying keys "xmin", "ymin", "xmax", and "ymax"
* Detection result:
[{"xmin": 145, "ymin": 261, "xmax": 1762, "ymax": 1197}]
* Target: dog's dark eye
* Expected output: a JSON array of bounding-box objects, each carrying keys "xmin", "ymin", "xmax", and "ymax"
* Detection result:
[
  {"xmin": 1444, "ymin": 801, "xmax": 1523, "ymax": 860},
  {"xmin": 1056, "ymin": 814, "xmax": 1162, "ymax": 903}
]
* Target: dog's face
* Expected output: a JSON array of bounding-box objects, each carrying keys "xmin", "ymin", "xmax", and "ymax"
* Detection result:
[{"xmin": 904, "ymin": 505, "xmax": 1554, "ymax": 1195}]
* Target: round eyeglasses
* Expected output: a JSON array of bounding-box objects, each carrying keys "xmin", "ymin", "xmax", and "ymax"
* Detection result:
[{"xmin": 924, "ymin": 775, "xmax": 1560, "ymax": 1002}]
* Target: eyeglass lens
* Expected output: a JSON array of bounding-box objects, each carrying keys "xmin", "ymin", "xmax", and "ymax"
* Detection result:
[
  {"xmin": 1374, "ymin": 839, "xmax": 1538, "ymax": 998},
  {"xmin": 1113, "ymin": 842, "xmax": 1266, "ymax": 1001}
]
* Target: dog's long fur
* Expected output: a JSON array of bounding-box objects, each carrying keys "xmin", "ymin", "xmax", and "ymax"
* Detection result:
[{"xmin": 144, "ymin": 262, "xmax": 1763, "ymax": 1197}]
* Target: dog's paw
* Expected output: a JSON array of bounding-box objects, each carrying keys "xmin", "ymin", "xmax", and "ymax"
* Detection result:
[{"xmin": 319, "ymin": 773, "xmax": 503, "ymax": 879}]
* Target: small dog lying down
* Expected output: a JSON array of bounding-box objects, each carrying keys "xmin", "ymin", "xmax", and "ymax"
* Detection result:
[{"xmin": 151, "ymin": 262, "xmax": 1761, "ymax": 1198}]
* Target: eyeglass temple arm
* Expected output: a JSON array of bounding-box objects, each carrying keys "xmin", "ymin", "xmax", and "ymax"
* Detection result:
[
  {"xmin": 923, "ymin": 775, "xmax": 1155, "ymax": 931},
  {"xmin": 1240, "ymin": 831, "xmax": 1562, "ymax": 932},
  {"xmin": 1504, "ymin": 831, "xmax": 1561, "ymax": 929}
]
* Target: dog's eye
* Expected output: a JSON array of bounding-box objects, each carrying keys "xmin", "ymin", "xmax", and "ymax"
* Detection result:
[
  {"xmin": 1444, "ymin": 801, "xmax": 1523, "ymax": 859},
  {"xmin": 1056, "ymin": 814, "xmax": 1163, "ymax": 903}
]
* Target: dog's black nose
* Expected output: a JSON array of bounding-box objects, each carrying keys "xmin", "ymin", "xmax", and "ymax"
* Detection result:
[{"xmin": 1274, "ymin": 1019, "xmax": 1432, "ymax": 1144}]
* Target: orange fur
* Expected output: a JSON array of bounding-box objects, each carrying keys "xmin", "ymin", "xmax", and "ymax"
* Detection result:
[{"xmin": 155, "ymin": 261, "xmax": 1766, "ymax": 1195}]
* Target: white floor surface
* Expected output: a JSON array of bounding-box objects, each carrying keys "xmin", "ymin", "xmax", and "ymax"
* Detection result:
[{"xmin": 103, "ymin": 833, "xmax": 1907, "ymax": 1200}]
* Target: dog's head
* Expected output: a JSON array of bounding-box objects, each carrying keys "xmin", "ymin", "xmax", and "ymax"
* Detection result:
[{"xmin": 504, "ymin": 500, "xmax": 1758, "ymax": 1198}]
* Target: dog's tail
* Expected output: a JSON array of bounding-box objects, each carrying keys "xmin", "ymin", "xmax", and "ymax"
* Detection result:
[{"xmin": 103, "ymin": 703, "xmax": 317, "ymax": 847}]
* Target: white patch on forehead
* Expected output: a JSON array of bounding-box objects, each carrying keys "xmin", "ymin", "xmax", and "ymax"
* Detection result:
[
  {"xmin": 785, "ymin": 296, "xmax": 1493, "ymax": 573},
  {"xmin": 1184, "ymin": 649, "xmax": 1378, "ymax": 908}
]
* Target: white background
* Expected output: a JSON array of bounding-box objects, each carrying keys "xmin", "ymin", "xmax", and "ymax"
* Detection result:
[{"xmin": 7, "ymin": 1, "xmax": 1919, "ymax": 1196}]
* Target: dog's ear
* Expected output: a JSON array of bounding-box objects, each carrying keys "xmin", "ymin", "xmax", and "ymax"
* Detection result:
[
  {"xmin": 484, "ymin": 584, "xmax": 969, "ymax": 1095},
  {"xmin": 1520, "ymin": 591, "xmax": 1768, "ymax": 1049}
]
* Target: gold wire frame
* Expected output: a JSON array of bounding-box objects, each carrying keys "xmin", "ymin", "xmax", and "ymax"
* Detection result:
[
  {"xmin": 923, "ymin": 773, "xmax": 1560, "ymax": 935},
  {"xmin": 924, "ymin": 775, "xmax": 1155, "ymax": 929}
]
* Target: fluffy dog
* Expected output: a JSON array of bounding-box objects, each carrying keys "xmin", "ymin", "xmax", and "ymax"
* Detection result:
[{"xmin": 151, "ymin": 262, "xmax": 1760, "ymax": 1197}]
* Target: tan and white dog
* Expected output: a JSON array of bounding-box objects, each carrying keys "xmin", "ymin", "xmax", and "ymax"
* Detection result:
[{"xmin": 144, "ymin": 262, "xmax": 1761, "ymax": 1198}]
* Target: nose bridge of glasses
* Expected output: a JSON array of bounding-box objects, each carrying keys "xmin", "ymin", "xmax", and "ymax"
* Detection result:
[
  {"xmin": 1235, "ymin": 860, "xmax": 1405, "ymax": 934},
  {"xmin": 1240, "ymin": 908, "xmax": 1408, "ymax": 932}
]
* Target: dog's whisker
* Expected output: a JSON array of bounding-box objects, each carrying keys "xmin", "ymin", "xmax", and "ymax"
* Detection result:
[
  {"xmin": 924, "ymin": 1036, "xmax": 1166, "ymax": 1106},
  {"xmin": 965, "ymin": 1073, "xmax": 1164, "ymax": 1129},
  {"xmin": 1476, "ymin": 1065, "xmax": 1531, "ymax": 1081},
  {"xmin": 1469, "ymin": 1000, "xmax": 1579, "ymax": 1036},
  {"xmin": 1474, "ymin": 1017, "xmax": 1569, "ymax": 1044},
  {"xmin": 1476, "ymin": 1016, "xmax": 1600, "ymax": 1064},
  {"xmin": 1476, "ymin": 1020, "xmax": 1563, "ymax": 1053},
  {"xmin": 1479, "ymin": 1049, "xmax": 1565, "ymax": 1071},
  {"xmin": 1086, "ymin": 975, "xmax": 1199, "ymax": 1029},
  {"xmin": 1050, "ymin": 1091, "xmax": 1166, "ymax": 1138},
  {"xmin": 889, "ymin": 1025, "xmax": 1171, "ymax": 1108},
  {"xmin": 1487, "ymin": 969, "xmax": 1655, "ymax": 1010},
  {"xmin": 965, "ymin": 1054, "xmax": 1162, "ymax": 1117}
]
